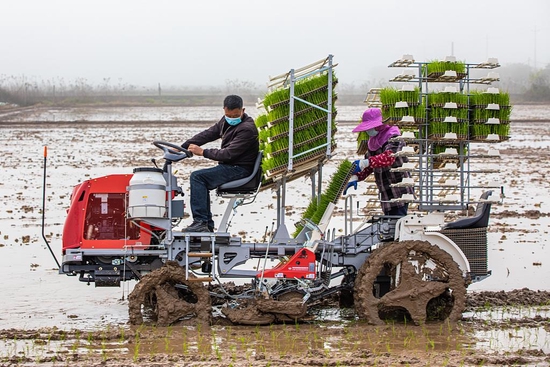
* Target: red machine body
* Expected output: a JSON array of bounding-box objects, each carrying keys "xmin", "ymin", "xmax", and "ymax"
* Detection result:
[
  {"xmin": 258, "ymin": 248, "xmax": 317, "ymax": 280},
  {"xmin": 62, "ymin": 174, "xmax": 152, "ymax": 254}
]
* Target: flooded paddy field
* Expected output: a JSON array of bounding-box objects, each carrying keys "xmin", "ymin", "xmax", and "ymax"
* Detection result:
[{"xmin": 0, "ymin": 104, "xmax": 549, "ymax": 366}]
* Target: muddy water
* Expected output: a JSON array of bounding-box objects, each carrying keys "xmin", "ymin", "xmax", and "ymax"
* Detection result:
[
  {"xmin": 1, "ymin": 105, "xmax": 550, "ymax": 365},
  {"xmin": 464, "ymin": 306, "xmax": 550, "ymax": 354},
  {"xmin": 1, "ymin": 317, "xmax": 549, "ymax": 366}
]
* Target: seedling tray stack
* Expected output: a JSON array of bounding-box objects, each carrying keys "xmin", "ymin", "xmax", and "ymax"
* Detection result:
[
  {"xmin": 379, "ymin": 86, "xmax": 427, "ymax": 126},
  {"xmin": 427, "ymin": 87, "xmax": 469, "ymax": 141},
  {"xmin": 422, "ymin": 59, "xmax": 467, "ymax": 81},
  {"xmin": 469, "ymin": 88, "xmax": 511, "ymax": 141},
  {"xmin": 360, "ymin": 55, "xmax": 508, "ymax": 212},
  {"xmin": 257, "ymin": 59, "xmax": 337, "ymax": 182},
  {"xmin": 255, "ymin": 55, "xmax": 339, "ymax": 240}
]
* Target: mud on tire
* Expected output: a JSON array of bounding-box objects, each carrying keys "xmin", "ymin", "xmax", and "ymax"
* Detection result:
[
  {"xmin": 128, "ymin": 261, "xmax": 211, "ymax": 326},
  {"xmin": 354, "ymin": 240, "xmax": 467, "ymax": 325}
]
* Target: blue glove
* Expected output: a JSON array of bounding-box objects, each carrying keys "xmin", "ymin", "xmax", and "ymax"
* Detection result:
[
  {"xmin": 352, "ymin": 159, "xmax": 369, "ymax": 174},
  {"xmin": 343, "ymin": 175, "xmax": 358, "ymax": 195}
]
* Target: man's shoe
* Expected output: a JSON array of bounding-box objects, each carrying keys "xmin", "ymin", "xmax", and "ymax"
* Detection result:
[{"xmin": 183, "ymin": 220, "xmax": 211, "ymax": 232}]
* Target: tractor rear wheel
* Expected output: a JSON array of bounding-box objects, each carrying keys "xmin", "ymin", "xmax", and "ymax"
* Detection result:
[
  {"xmin": 128, "ymin": 261, "xmax": 211, "ymax": 326},
  {"xmin": 354, "ymin": 240, "xmax": 467, "ymax": 325}
]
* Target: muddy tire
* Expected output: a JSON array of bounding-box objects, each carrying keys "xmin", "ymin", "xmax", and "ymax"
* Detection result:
[
  {"xmin": 354, "ymin": 240, "xmax": 467, "ymax": 325},
  {"xmin": 128, "ymin": 261, "xmax": 211, "ymax": 326}
]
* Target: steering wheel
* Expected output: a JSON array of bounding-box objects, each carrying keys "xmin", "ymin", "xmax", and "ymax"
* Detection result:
[{"xmin": 153, "ymin": 141, "xmax": 193, "ymax": 162}]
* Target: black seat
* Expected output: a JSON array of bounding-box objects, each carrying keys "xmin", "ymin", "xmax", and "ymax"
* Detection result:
[
  {"xmin": 216, "ymin": 151, "xmax": 263, "ymax": 196},
  {"xmin": 443, "ymin": 190, "xmax": 493, "ymax": 230}
]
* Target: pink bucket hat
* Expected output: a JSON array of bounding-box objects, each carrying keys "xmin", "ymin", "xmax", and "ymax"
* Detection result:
[{"xmin": 352, "ymin": 108, "xmax": 383, "ymax": 132}]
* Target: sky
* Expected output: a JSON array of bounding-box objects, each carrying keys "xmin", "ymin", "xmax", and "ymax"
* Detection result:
[{"xmin": 1, "ymin": 0, "xmax": 549, "ymax": 89}]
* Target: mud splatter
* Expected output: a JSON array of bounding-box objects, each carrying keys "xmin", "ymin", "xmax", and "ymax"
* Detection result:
[
  {"xmin": 492, "ymin": 210, "xmax": 549, "ymax": 219},
  {"xmin": 222, "ymin": 297, "xmax": 308, "ymax": 325},
  {"xmin": 354, "ymin": 240, "xmax": 466, "ymax": 325},
  {"xmin": 128, "ymin": 261, "xmax": 211, "ymax": 326},
  {"xmin": 466, "ymin": 288, "xmax": 550, "ymax": 309}
]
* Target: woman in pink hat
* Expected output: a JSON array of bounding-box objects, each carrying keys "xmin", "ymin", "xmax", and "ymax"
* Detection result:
[{"xmin": 344, "ymin": 108, "xmax": 414, "ymax": 216}]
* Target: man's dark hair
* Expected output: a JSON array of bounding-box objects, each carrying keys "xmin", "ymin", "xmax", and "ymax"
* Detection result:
[{"xmin": 223, "ymin": 95, "xmax": 243, "ymax": 110}]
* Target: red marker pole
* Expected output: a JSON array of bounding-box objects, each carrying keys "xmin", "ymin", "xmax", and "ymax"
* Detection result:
[{"xmin": 41, "ymin": 145, "xmax": 61, "ymax": 268}]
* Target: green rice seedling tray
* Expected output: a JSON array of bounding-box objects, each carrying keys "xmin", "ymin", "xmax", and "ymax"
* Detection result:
[{"xmin": 265, "ymin": 144, "xmax": 337, "ymax": 178}]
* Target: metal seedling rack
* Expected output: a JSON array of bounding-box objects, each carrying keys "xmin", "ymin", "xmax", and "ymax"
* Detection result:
[
  {"xmin": 364, "ymin": 55, "xmax": 506, "ymax": 213},
  {"xmin": 256, "ymin": 55, "xmax": 338, "ymax": 239}
]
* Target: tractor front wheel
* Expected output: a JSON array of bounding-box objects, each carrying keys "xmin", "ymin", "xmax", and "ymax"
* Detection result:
[{"xmin": 128, "ymin": 261, "xmax": 211, "ymax": 326}]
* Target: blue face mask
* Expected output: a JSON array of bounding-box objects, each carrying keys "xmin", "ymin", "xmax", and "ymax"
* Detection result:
[
  {"xmin": 225, "ymin": 116, "xmax": 242, "ymax": 126},
  {"xmin": 367, "ymin": 128, "xmax": 378, "ymax": 137}
]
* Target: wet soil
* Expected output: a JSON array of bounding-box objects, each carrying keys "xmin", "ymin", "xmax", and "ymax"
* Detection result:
[
  {"xmin": 466, "ymin": 288, "xmax": 550, "ymax": 309},
  {"xmin": 1, "ymin": 287, "xmax": 550, "ymax": 367},
  {"xmin": 1, "ymin": 105, "xmax": 550, "ymax": 365}
]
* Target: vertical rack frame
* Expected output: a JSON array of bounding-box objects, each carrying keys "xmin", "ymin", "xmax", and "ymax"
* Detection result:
[
  {"xmin": 261, "ymin": 55, "xmax": 337, "ymax": 239},
  {"xmin": 363, "ymin": 56, "xmax": 505, "ymax": 213}
]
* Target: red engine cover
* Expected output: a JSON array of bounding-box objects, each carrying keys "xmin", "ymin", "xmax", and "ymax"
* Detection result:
[
  {"xmin": 258, "ymin": 248, "xmax": 316, "ymax": 280},
  {"xmin": 62, "ymin": 174, "xmax": 153, "ymax": 253}
]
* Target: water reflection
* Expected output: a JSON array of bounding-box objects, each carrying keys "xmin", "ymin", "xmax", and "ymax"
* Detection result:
[{"xmin": 464, "ymin": 306, "xmax": 550, "ymax": 353}]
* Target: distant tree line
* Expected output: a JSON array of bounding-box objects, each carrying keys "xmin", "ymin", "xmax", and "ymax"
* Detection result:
[
  {"xmin": 1, "ymin": 63, "xmax": 550, "ymax": 107},
  {"xmin": 0, "ymin": 76, "xmax": 267, "ymax": 107}
]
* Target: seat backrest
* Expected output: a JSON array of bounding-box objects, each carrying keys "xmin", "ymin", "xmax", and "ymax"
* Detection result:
[
  {"xmin": 474, "ymin": 190, "xmax": 492, "ymax": 217},
  {"xmin": 443, "ymin": 190, "xmax": 493, "ymax": 230},
  {"xmin": 216, "ymin": 151, "xmax": 263, "ymax": 196}
]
